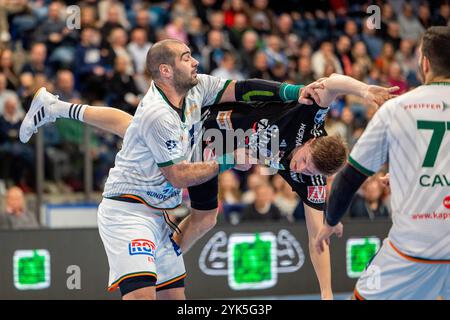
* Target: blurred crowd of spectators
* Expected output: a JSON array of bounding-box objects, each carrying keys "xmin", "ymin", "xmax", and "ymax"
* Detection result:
[{"xmin": 0, "ymin": 0, "xmax": 449, "ymax": 228}]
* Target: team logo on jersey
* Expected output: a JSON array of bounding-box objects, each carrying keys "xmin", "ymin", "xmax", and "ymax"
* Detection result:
[
  {"xmin": 307, "ymin": 186, "xmax": 326, "ymax": 204},
  {"xmin": 165, "ymin": 140, "xmax": 177, "ymax": 152},
  {"xmin": 444, "ymin": 196, "xmax": 450, "ymax": 210},
  {"xmin": 129, "ymin": 239, "xmax": 156, "ymax": 257},
  {"xmin": 314, "ymin": 107, "xmax": 330, "ymax": 124},
  {"xmin": 216, "ymin": 111, "xmax": 233, "ymax": 130},
  {"xmin": 311, "ymin": 124, "xmax": 324, "ymax": 137}
]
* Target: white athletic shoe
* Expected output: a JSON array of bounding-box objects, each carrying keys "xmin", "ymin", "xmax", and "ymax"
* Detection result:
[{"xmin": 19, "ymin": 87, "xmax": 58, "ymax": 143}]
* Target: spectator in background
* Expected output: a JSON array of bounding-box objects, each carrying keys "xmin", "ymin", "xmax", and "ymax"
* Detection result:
[
  {"xmin": 395, "ymin": 39, "xmax": 419, "ymax": 85},
  {"xmin": 99, "ymin": 1, "xmax": 129, "ymax": 46},
  {"xmin": 0, "ymin": 186, "xmax": 39, "ymax": 230},
  {"xmin": 241, "ymin": 171, "xmax": 267, "ymax": 203},
  {"xmin": 379, "ymin": 2, "xmax": 397, "ymax": 39},
  {"xmin": 311, "ymin": 41, "xmax": 343, "ymax": 79},
  {"xmin": 276, "ymin": 13, "xmax": 293, "ymax": 43},
  {"xmin": 202, "ymin": 29, "xmax": 229, "ymax": 73},
  {"xmin": 241, "ymin": 183, "xmax": 282, "ymax": 222},
  {"xmin": 417, "ymin": 2, "xmax": 433, "ymax": 29},
  {"xmin": 16, "ymin": 72, "xmax": 35, "ymax": 112},
  {"xmin": 21, "ymin": 42, "xmax": 50, "ymax": 77},
  {"xmin": 127, "ymin": 27, "xmax": 152, "ymax": 75},
  {"xmin": 103, "ymin": 27, "xmax": 133, "ymax": 74},
  {"xmin": 295, "ymin": 56, "xmax": 315, "ymax": 85},
  {"xmin": 208, "ymin": 10, "xmax": 232, "ymax": 47},
  {"xmin": 80, "ymin": 4, "xmax": 98, "ymax": 29},
  {"xmin": 34, "ymin": 1, "xmax": 77, "ymax": 69},
  {"xmin": 218, "ymin": 170, "xmax": 242, "ymax": 206},
  {"xmin": 0, "ymin": 95, "xmax": 34, "ymax": 187},
  {"xmin": 133, "ymin": 8, "xmax": 157, "ymax": 43},
  {"xmin": 222, "ymin": 0, "xmax": 250, "ymax": 28},
  {"xmin": 211, "ymin": 50, "xmax": 244, "ymax": 80},
  {"xmin": 343, "ymin": 20, "xmax": 361, "ymax": 44},
  {"xmin": 249, "ymin": 0, "xmax": 276, "ymax": 33},
  {"xmin": 348, "ymin": 177, "xmax": 390, "ymax": 221},
  {"xmin": 187, "ymin": 17, "xmax": 207, "ymax": 62},
  {"xmin": 108, "ymin": 56, "xmax": 140, "ymax": 115},
  {"xmin": 351, "ymin": 41, "xmax": 372, "ymax": 76},
  {"xmin": 387, "ymin": 61, "xmax": 408, "ymax": 95},
  {"xmin": 434, "ymin": 2, "xmax": 450, "ymax": 26},
  {"xmin": 398, "ymin": 2, "xmax": 425, "ymax": 43},
  {"xmin": 74, "ymin": 27, "xmax": 106, "ymax": 103},
  {"xmin": 249, "ymin": 50, "xmax": 271, "ymax": 79},
  {"xmin": 263, "ymin": 34, "xmax": 287, "ymax": 69},
  {"xmin": 273, "ymin": 175, "xmax": 299, "ymax": 222},
  {"xmin": 165, "ymin": 16, "xmax": 189, "ymax": 44},
  {"xmin": 375, "ymin": 42, "xmax": 395, "ymax": 75},
  {"xmin": 0, "ymin": 72, "xmax": 22, "ymax": 116},
  {"xmin": 171, "ymin": 0, "xmax": 198, "ymax": 30},
  {"xmin": 335, "ymin": 35, "xmax": 353, "ymax": 76},
  {"xmin": 361, "ymin": 17, "xmax": 383, "ymax": 60},
  {"xmin": 239, "ymin": 30, "xmax": 259, "ymax": 76},
  {"xmin": 54, "ymin": 69, "xmax": 80, "ymax": 102},
  {"xmin": 229, "ymin": 12, "xmax": 249, "ymax": 50},
  {"xmin": 385, "ymin": 21, "xmax": 401, "ymax": 50},
  {"xmin": 0, "ymin": 48, "xmax": 20, "ymax": 90}
]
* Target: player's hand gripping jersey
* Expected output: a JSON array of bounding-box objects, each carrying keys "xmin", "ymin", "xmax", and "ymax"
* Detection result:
[
  {"xmin": 203, "ymin": 100, "xmax": 330, "ymax": 210},
  {"xmin": 349, "ymin": 83, "xmax": 450, "ymax": 260}
]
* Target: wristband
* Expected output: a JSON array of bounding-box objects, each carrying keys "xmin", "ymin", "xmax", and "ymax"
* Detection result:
[
  {"xmin": 217, "ymin": 152, "xmax": 235, "ymax": 173},
  {"xmin": 279, "ymin": 83, "xmax": 304, "ymax": 101}
]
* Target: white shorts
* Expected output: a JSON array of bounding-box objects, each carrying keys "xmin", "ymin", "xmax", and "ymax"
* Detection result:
[
  {"xmin": 355, "ymin": 238, "xmax": 450, "ymax": 300},
  {"xmin": 97, "ymin": 198, "xmax": 186, "ymax": 292}
]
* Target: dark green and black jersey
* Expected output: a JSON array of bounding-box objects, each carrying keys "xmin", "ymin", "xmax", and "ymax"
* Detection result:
[{"xmin": 202, "ymin": 101, "xmax": 330, "ymax": 210}]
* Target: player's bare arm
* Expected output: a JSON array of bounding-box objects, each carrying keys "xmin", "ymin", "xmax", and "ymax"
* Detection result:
[
  {"xmin": 307, "ymin": 73, "xmax": 399, "ymax": 108},
  {"xmin": 303, "ymin": 204, "xmax": 337, "ymax": 300}
]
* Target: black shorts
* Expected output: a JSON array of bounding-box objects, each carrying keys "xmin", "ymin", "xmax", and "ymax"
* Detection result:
[{"xmin": 187, "ymin": 175, "xmax": 218, "ymax": 211}]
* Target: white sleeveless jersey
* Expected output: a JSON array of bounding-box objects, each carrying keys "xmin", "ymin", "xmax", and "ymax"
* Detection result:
[
  {"xmin": 349, "ymin": 83, "xmax": 450, "ymax": 260},
  {"xmin": 103, "ymin": 74, "xmax": 230, "ymax": 209}
]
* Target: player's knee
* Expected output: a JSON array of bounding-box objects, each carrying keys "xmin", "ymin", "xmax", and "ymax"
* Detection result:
[{"xmin": 122, "ymin": 286, "xmax": 156, "ymax": 300}]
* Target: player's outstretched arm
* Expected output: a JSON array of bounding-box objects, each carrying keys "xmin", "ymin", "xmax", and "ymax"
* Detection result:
[
  {"xmin": 217, "ymin": 79, "xmax": 324, "ymax": 105},
  {"xmin": 310, "ymin": 74, "xmax": 399, "ymax": 108}
]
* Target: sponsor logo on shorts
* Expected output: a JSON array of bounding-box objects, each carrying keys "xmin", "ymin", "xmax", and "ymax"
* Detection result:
[
  {"xmin": 216, "ymin": 111, "xmax": 233, "ymax": 130},
  {"xmin": 307, "ymin": 186, "xmax": 326, "ymax": 203},
  {"xmin": 128, "ymin": 239, "xmax": 156, "ymax": 257},
  {"xmin": 443, "ymin": 196, "xmax": 450, "ymax": 210}
]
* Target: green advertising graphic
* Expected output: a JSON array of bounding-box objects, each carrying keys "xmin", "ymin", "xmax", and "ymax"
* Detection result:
[
  {"xmin": 13, "ymin": 249, "xmax": 51, "ymax": 290},
  {"xmin": 346, "ymin": 237, "xmax": 380, "ymax": 278},
  {"xmin": 228, "ymin": 232, "xmax": 277, "ymax": 290}
]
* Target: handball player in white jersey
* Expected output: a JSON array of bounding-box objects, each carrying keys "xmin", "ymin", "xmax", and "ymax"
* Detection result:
[{"xmin": 315, "ymin": 26, "xmax": 450, "ymax": 300}]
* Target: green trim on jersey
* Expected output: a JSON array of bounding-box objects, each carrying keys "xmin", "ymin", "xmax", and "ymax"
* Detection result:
[
  {"xmin": 213, "ymin": 79, "xmax": 233, "ymax": 104},
  {"xmin": 242, "ymin": 90, "xmax": 274, "ymax": 102},
  {"xmin": 155, "ymin": 84, "xmax": 187, "ymax": 122},
  {"xmin": 157, "ymin": 156, "xmax": 186, "ymax": 168},
  {"xmin": 348, "ymin": 156, "xmax": 375, "ymax": 176},
  {"xmin": 426, "ymin": 82, "xmax": 450, "ymax": 86}
]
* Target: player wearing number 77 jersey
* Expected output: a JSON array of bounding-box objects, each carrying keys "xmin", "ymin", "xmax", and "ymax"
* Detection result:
[{"xmin": 315, "ymin": 26, "xmax": 450, "ymax": 300}]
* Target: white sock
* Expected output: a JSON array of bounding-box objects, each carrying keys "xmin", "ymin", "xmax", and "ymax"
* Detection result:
[{"xmin": 54, "ymin": 100, "xmax": 87, "ymax": 121}]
